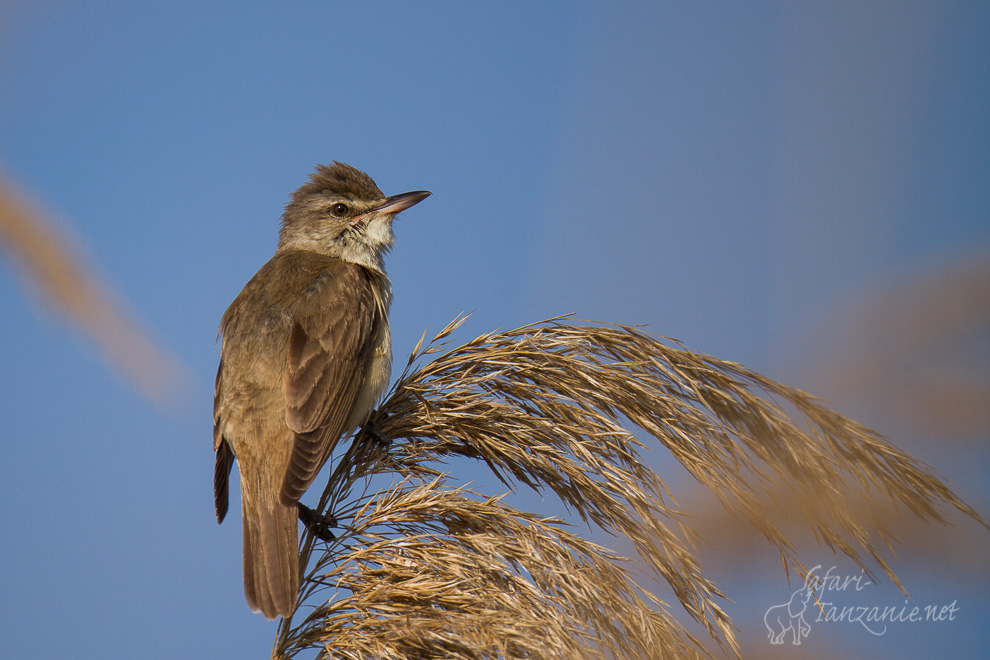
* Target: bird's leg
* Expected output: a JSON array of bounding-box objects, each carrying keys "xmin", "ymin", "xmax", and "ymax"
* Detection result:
[
  {"xmin": 360, "ymin": 411, "xmax": 390, "ymax": 446},
  {"xmin": 297, "ymin": 503, "xmax": 337, "ymax": 542}
]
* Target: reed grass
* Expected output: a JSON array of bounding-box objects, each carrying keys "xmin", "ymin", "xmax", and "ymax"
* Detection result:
[{"xmin": 273, "ymin": 314, "xmax": 985, "ymax": 659}]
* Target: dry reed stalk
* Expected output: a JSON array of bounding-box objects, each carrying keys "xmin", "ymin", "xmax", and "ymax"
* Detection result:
[
  {"xmin": 273, "ymin": 314, "xmax": 985, "ymax": 660},
  {"xmin": 800, "ymin": 251, "xmax": 990, "ymax": 437},
  {"xmin": 0, "ymin": 174, "xmax": 183, "ymax": 404}
]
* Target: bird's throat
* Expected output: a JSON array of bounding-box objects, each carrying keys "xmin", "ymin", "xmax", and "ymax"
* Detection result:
[{"xmin": 337, "ymin": 214, "xmax": 395, "ymax": 272}]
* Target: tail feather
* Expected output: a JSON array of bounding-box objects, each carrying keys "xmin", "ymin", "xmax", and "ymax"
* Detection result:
[{"xmin": 242, "ymin": 491, "xmax": 299, "ymax": 619}]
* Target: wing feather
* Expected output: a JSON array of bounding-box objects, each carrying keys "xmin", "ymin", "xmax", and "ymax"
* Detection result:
[
  {"xmin": 281, "ymin": 264, "xmax": 379, "ymax": 502},
  {"xmin": 212, "ymin": 360, "xmax": 234, "ymax": 523}
]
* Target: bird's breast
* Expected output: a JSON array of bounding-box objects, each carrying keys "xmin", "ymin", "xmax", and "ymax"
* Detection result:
[{"xmin": 346, "ymin": 291, "xmax": 392, "ymax": 432}]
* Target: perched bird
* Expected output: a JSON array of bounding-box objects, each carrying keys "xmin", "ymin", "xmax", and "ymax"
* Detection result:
[{"xmin": 213, "ymin": 162, "xmax": 430, "ymax": 618}]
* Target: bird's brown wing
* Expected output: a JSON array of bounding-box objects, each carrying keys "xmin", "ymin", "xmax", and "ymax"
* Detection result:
[{"xmin": 281, "ymin": 262, "xmax": 380, "ymax": 503}]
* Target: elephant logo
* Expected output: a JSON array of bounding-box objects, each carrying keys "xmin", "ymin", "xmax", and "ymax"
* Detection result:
[{"xmin": 765, "ymin": 584, "xmax": 815, "ymax": 645}]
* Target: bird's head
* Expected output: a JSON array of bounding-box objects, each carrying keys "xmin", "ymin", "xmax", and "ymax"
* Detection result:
[{"xmin": 278, "ymin": 161, "xmax": 430, "ymax": 271}]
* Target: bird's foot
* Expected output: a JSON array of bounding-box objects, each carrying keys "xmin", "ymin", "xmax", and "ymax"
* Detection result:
[
  {"xmin": 297, "ymin": 503, "xmax": 337, "ymax": 542},
  {"xmin": 360, "ymin": 412, "xmax": 390, "ymax": 446}
]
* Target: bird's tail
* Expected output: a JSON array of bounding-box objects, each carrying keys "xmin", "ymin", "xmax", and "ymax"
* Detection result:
[{"xmin": 241, "ymin": 489, "xmax": 299, "ymax": 620}]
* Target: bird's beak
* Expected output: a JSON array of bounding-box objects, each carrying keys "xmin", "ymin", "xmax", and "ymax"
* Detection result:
[
  {"xmin": 375, "ymin": 190, "xmax": 432, "ymax": 215},
  {"xmin": 351, "ymin": 190, "xmax": 431, "ymax": 227}
]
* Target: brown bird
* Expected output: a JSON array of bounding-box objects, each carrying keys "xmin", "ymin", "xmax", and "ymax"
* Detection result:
[{"xmin": 213, "ymin": 162, "xmax": 430, "ymax": 619}]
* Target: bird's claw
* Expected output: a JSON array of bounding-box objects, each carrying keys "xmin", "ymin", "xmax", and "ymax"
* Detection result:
[{"xmin": 297, "ymin": 503, "xmax": 337, "ymax": 542}]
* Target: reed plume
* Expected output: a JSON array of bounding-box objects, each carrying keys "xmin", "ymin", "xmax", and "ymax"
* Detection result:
[{"xmin": 273, "ymin": 314, "xmax": 985, "ymax": 660}]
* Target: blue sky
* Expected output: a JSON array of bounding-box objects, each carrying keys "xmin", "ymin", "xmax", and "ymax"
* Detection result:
[{"xmin": 1, "ymin": 2, "xmax": 987, "ymax": 657}]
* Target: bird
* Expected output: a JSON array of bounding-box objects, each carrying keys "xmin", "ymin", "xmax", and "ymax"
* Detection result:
[{"xmin": 212, "ymin": 161, "xmax": 430, "ymax": 619}]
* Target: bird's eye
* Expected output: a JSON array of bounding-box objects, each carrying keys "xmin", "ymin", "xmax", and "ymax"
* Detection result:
[{"xmin": 329, "ymin": 202, "xmax": 349, "ymax": 217}]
